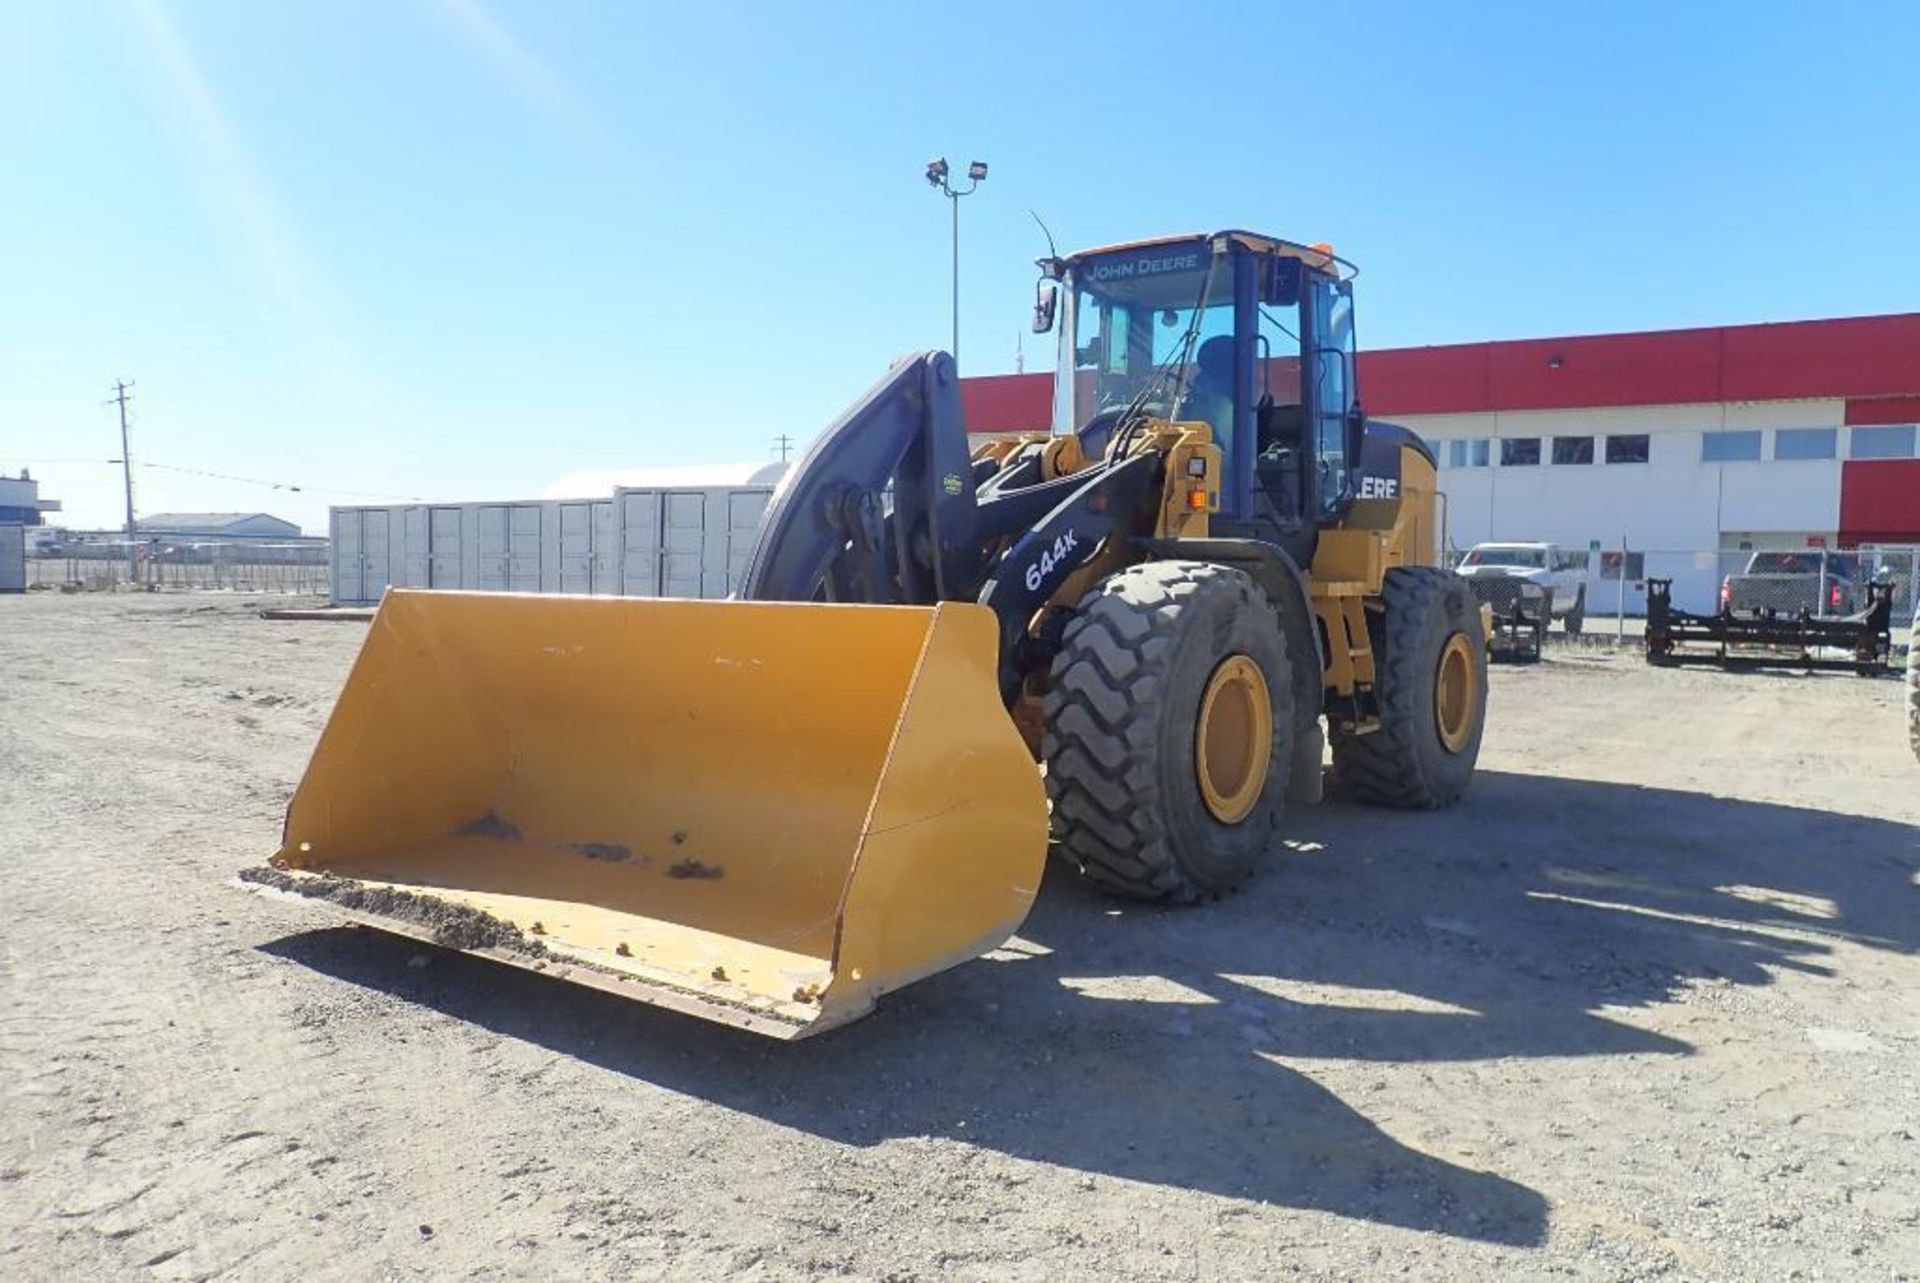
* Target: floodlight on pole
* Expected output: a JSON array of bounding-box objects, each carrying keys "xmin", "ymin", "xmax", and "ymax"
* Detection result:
[{"xmin": 925, "ymin": 155, "xmax": 987, "ymax": 368}]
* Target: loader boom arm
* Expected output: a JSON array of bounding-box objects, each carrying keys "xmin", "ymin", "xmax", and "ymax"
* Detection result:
[
  {"xmin": 740, "ymin": 352, "xmax": 980, "ymax": 605},
  {"xmin": 740, "ymin": 349, "xmax": 1175, "ymax": 701}
]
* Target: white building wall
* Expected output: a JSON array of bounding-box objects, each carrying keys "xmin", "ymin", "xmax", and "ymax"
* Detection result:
[
  {"xmin": 1403, "ymin": 398, "xmax": 1849, "ymax": 612},
  {"xmin": 1716, "ymin": 459, "xmax": 1842, "ymax": 533},
  {"xmin": 0, "ymin": 476, "xmax": 42, "ymax": 511}
]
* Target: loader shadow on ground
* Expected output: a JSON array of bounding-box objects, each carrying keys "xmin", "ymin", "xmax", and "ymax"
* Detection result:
[{"xmin": 260, "ymin": 771, "xmax": 1920, "ymax": 1250}]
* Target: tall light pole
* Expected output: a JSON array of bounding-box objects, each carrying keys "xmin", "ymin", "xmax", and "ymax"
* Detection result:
[{"xmin": 925, "ymin": 157, "xmax": 987, "ymax": 368}]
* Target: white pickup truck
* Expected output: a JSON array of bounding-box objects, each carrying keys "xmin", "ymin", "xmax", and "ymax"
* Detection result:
[{"xmin": 1456, "ymin": 542, "xmax": 1588, "ymax": 635}]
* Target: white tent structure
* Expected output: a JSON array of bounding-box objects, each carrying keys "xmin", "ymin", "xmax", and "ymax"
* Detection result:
[{"xmin": 540, "ymin": 461, "xmax": 788, "ymax": 500}]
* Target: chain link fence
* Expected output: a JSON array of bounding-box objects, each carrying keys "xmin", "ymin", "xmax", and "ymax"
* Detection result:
[
  {"xmin": 27, "ymin": 539, "xmax": 329, "ymax": 594},
  {"xmin": 1634, "ymin": 547, "xmax": 1914, "ymax": 620},
  {"xmin": 1860, "ymin": 545, "xmax": 1918, "ymax": 619}
]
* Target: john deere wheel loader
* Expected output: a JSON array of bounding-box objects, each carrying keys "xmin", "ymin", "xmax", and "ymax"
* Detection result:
[{"xmin": 248, "ymin": 230, "xmax": 1486, "ymax": 1038}]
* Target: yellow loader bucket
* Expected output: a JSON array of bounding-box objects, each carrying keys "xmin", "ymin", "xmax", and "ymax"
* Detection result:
[{"xmin": 248, "ymin": 590, "xmax": 1049, "ymax": 1039}]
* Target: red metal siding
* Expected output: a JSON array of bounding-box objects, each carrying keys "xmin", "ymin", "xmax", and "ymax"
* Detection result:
[
  {"xmin": 1722, "ymin": 314, "xmax": 1920, "ymax": 402},
  {"xmin": 1846, "ymin": 395, "xmax": 1920, "ymax": 426},
  {"xmin": 960, "ymin": 373, "xmax": 1050, "ymax": 433},
  {"xmin": 1486, "ymin": 329, "xmax": 1725, "ymax": 409},
  {"xmin": 1358, "ymin": 346, "xmax": 1488, "ymax": 415},
  {"xmin": 1838, "ymin": 459, "xmax": 1920, "ymax": 543}
]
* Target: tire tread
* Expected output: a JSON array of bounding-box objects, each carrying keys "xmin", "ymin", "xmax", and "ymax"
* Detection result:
[
  {"xmin": 1042, "ymin": 560, "xmax": 1290, "ymax": 901},
  {"xmin": 1333, "ymin": 566, "xmax": 1482, "ymax": 809}
]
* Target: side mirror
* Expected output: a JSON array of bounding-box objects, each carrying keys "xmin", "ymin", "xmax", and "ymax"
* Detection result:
[
  {"xmin": 1265, "ymin": 257, "xmax": 1302, "ymax": 307},
  {"xmin": 1032, "ymin": 281, "xmax": 1058, "ymax": 334}
]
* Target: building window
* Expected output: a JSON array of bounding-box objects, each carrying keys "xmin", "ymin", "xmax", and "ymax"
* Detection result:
[
  {"xmin": 1774, "ymin": 427, "xmax": 1838, "ymax": 460},
  {"xmin": 1500, "ymin": 437, "xmax": 1541, "ymax": 466},
  {"xmin": 1551, "ymin": 436, "xmax": 1594, "ymax": 465},
  {"xmin": 1849, "ymin": 424, "xmax": 1916, "ymax": 459},
  {"xmin": 1605, "ymin": 434, "xmax": 1650, "ymax": 463},
  {"xmin": 1701, "ymin": 430, "xmax": 1763, "ymax": 462},
  {"xmin": 1445, "ymin": 438, "xmax": 1490, "ymax": 468}
]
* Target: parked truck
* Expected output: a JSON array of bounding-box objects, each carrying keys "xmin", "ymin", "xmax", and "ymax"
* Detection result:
[
  {"xmin": 1721, "ymin": 550, "xmax": 1860, "ymax": 617},
  {"xmin": 1455, "ymin": 541, "xmax": 1587, "ymax": 646}
]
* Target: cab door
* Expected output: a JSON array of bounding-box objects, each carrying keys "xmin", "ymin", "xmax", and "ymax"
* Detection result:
[{"xmin": 1304, "ymin": 274, "xmax": 1358, "ymax": 522}]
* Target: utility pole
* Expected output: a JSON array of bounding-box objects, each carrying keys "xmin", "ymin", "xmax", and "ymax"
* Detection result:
[
  {"xmin": 110, "ymin": 380, "xmax": 137, "ymax": 585},
  {"xmin": 773, "ymin": 434, "xmax": 794, "ymax": 463}
]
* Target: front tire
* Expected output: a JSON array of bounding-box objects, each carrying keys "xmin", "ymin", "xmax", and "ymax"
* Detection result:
[
  {"xmin": 1043, "ymin": 561, "xmax": 1293, "ymax": 902},
  {"xmin": 1332, "ymin": 566, "xmax": 1487, "ymax": 808}
]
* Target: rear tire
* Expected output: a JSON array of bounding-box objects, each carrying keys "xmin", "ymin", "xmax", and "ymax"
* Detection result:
[
  {"xmin": 1043, "ymin": 561, "xmax": 1293, "ymax": 902},
  {"xmin": 1332, "ymin": 566, "xmax": 1487, "ymax": 808}
]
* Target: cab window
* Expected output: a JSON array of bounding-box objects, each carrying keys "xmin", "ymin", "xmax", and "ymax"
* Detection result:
[{"xmin": 1309, "ymin": 277, "xmax": 1357, "ymax": 517}]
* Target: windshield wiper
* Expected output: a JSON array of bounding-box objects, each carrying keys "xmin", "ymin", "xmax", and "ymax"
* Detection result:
[{"xmin": 1108, "ymin": 264, "xmax": 1218, "ymax": 461}]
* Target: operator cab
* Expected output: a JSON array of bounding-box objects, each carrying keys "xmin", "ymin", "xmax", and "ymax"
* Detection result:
[{"xmin": 1035, "ymin": 231, "xmax": 1363, "ymax": 549}]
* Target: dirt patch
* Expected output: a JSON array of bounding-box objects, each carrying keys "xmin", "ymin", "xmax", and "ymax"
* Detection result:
[
  {"xmin": 667, "ymin": 859, "xmax": 724, "ymax": 880},
  {"xmin": 571, "ymin": 842, "xmax": 635, "ymax": 863},
  {"xmin": 453, "ymin": 811, "xmax": 522, "ymax": 841},
  {"xmin": 4, "ymin": 595, "xmax": 1918, "ymax": 1282},
  {"xmin": 238, "ymin": 867, "xmax": 544, "ymax": 955}
]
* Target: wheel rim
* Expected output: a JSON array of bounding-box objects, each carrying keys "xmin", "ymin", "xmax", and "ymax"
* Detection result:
[
  {"xmin": 1435, "ymin": 632, "xmax": 1478, "ymax": 753},
  {"xmin": 1195, "ymin": 654, "xmax": 1272, "ymax": 824}
]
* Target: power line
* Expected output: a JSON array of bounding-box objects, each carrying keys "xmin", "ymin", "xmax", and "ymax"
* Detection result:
[
  {"xmin": 74, "ymin": 457, "xmax": 425, "ymax": 503},
  {"xmin": 135, "ymin": 459, "xmax": 301, "ymax": 490},
  {"xmin": 773, "ymin": 434, "xmax": 794, "ymax": 463},
  {"xmin": 135, "ymin": 462, "xmax": 425, "ymax": 503}
]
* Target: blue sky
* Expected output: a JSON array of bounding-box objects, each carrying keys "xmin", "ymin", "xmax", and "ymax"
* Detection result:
[{"xmin": 5, "ymin": 1, "xmax": 1917, "ymax": 532}]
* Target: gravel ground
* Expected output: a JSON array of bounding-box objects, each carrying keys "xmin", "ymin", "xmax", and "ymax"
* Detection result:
[{"xmin": 2, "ymin": 593, "xmax": 1916, "ymax": 1281}]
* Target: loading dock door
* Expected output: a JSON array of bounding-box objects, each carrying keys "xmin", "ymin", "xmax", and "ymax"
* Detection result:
[
  {"xmin": 558, "ymin": 502, "xmax": 594, "ymax": 593},
  {"xmin": 613, "ymin": 485, "xmax": 772, "ymax": 599},
  {"xmin": 620, "ymin": 491, "xmax": 662, "ymax": 596},
  {"xmin": 475, "ymin": 506, "xmax": 510, "ymax": 590},
  {"xmin": 360, "ymin": 510, "xmax": 392, "ymax": 599},
  {"xmin": 725, "ymin": 490, "xmax": 770, "ymax": 595},
  {"xmin": 508, "ymin": 505, "xmax": 542, "ymax": 591},
  {"xmin": 662, "ymin": 492, "xmax": 707, "ymax": 598},
  {"xmin": 331, "ymin": 509, "xmax": 363, "ymax": 602},
  {"xmin": 591, "ymin": 502, "xmax": 618, "ymax": 595},
  {"xmin": 429, "ymin": 507, "xmax": 463, "ymax": 586},
  {"xmin": 400, "ymin": 507, "xmax": 429, "ymax": 587}
]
